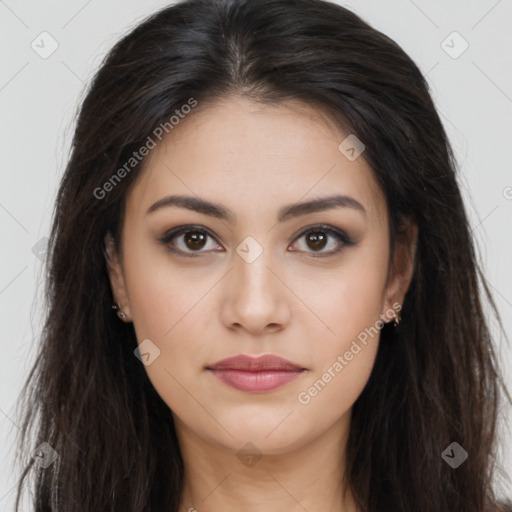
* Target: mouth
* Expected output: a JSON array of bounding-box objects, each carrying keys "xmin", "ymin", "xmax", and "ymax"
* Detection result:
[{"xmin": 206, "ymin": 354, "xmax": 307, "ymax": 393}]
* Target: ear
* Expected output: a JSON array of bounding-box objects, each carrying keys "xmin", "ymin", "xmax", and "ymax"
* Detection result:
[
  {"xmin": 104, "ymin": 232, "xmax": 132, "ymax": 322},
  {"xmin": 381, "ymin": 218, "xmax": 418, "ymax": 322}
]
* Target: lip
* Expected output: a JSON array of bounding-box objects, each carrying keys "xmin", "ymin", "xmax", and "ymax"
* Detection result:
[
  {"xmin": 206, "ymin": 354, "xmax": 306, "ymax": 393},
  {"xmin": 208, "ymin": 354, "xmax": 305, "ymax": 371}
]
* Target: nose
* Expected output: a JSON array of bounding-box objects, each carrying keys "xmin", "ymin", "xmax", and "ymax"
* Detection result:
[{"xmin": 219, "ymin": 245, "xmax": 291, "ymax": 336}]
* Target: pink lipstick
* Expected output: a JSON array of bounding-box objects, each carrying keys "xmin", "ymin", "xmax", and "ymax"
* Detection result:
[{"xmin": 207, "ymin": 354, "xmax": 306, "ymax": 393}]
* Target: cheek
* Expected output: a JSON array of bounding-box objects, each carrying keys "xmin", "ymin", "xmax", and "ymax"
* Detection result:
[
  {"xmin": 121, "ymin": 243, "xmax": 216, "ymax": 400},
  {"xmin": 124, "ymin": 273, "xmax": 205, "ymax": 419},
  {"xmin": 293, "ymin": 281, "xmax": 383, "ymax": 432},
  {"xmin": 293, "ymin": 249, "xmax": 387, "ymax": 410},
  {"xmin": 123, "ymin": 238, "xmax": 207, "ymax": 340},
  {"xmin": 294, "ymin": 339, "xmax": 378, "ymax": 444},
  {"xmin": 298, "ymin": 248, "xmax": 388, "ymax": 356}
]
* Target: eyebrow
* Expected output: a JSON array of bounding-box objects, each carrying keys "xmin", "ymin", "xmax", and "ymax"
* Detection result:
[{"xmin": 146, "ymin": 194, "xmax": 367, "ymax": 222}]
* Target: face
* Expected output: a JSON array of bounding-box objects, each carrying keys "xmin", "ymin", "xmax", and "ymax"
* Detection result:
[{"xmin": 105, "ymin": 95, "xmax": 417, "ymax": 456}]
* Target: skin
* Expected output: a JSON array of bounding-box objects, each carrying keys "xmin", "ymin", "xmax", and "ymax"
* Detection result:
[{"xmin": 105, "ymin": 95, "xmax": 417, "ymax": 512}]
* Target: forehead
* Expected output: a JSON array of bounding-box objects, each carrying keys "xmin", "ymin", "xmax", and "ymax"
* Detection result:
[{"xmin": 126, "ymin": 96, "xmax": 385, "ymax": 224}]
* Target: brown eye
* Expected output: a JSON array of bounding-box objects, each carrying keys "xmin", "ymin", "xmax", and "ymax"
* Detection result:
[
  {"xmin": 290, "ymin": 225, "xmax": 355, "ymax": 257},
  {"xmin": 160, "ymin": 224, "xmax": 356, "ymax": 259},
  {"xmin": 304, "ymin": 231, "xmax": 328, "ymax": 251},
  {"xmin": 160, "ymin": 226, "xmax": 222, "ymax": 256},
  {"xmin": 183, "ymin": 230, "xmax": 208, "ymax": 250}
]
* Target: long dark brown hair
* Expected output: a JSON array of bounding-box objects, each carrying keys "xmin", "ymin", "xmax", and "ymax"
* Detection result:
[{"xmin": 13, "ymin": 0, "xmax": 512, "ymax": 510}]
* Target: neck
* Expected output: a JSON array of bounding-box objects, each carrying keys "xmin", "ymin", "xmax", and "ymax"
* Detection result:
[{"xmin": 175, "ymin": 412, "xmax": 359, "ymax": 512}]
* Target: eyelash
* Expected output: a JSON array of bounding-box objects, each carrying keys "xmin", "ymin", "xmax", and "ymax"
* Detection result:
[{"xmin": 159, "ymin": 224, "xmax": 356, "ymax": 259}]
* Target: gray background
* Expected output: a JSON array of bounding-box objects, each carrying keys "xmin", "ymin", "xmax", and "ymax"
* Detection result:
[{"xmin": 1, "ymin": 0, "xmax": 511, "ymax": 508}]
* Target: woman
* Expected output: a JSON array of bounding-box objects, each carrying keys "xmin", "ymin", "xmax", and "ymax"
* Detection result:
[{"xmin": 13, "ymin": 0, "xmax": 512, "ymax": 511}]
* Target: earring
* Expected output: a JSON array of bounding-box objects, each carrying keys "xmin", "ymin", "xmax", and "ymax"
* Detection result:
[
  {"xmin": 393, "ymin": 311, "xmax": 401, "ymax": 327},
  {"xmin": 112, "ymin": 303, "xmax": 127, "ymax": 320}
]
